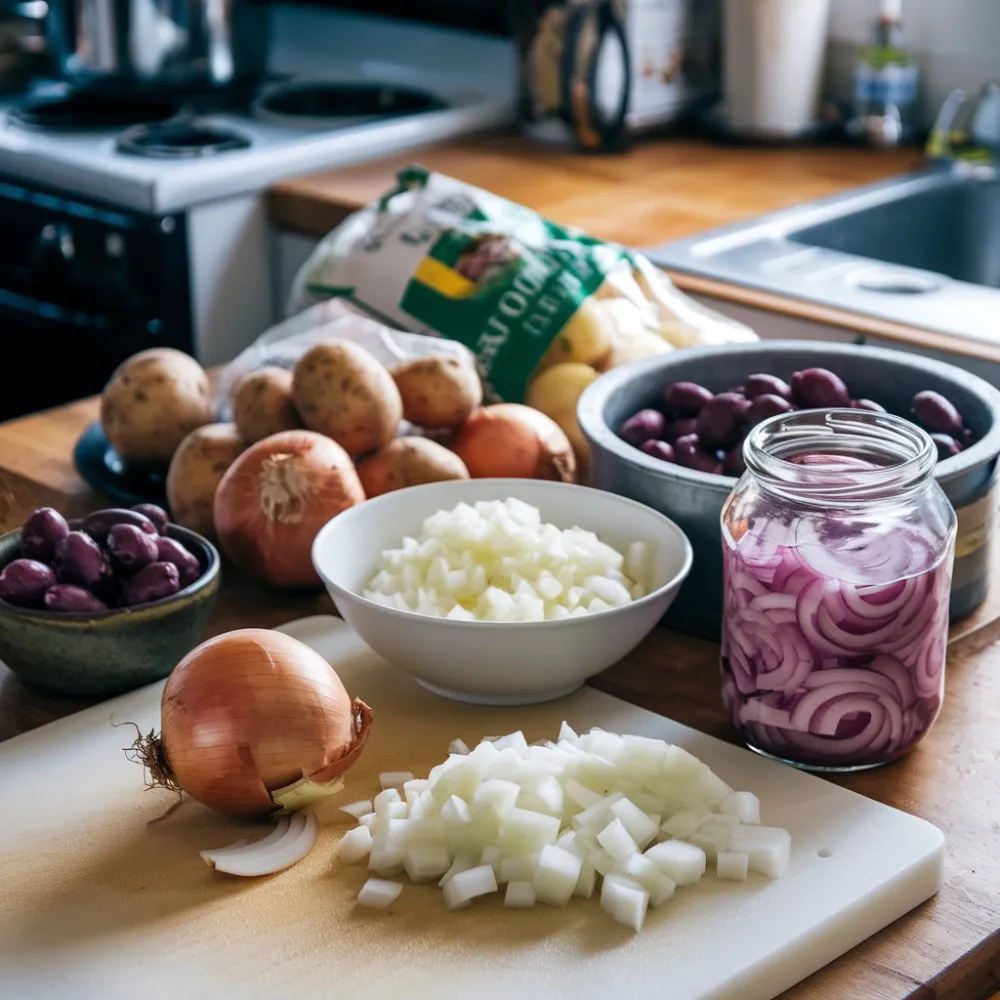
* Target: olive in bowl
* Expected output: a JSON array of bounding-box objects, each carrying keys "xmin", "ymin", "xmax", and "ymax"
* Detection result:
[{"xmin": 0, "ymin": 521, "xmax": 220, "ymax": 698}]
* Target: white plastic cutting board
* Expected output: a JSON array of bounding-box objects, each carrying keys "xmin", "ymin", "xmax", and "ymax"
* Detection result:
[{"xmin": 0, "ymin": 616, "xmax": 944, "ymax": 1000}]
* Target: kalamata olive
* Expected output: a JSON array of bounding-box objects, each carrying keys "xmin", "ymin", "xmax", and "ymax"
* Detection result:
[
  {"xmin": 790, "ymin": 368, "xmax": 850, "ymax": 408},
  {"xmin": 0, "ymin": 559, "xmax": 58, "ymax": 607},
  {"xmin": 696, "ymin": 392, "xmax": 750, "ymax": 450},
  {"xmin": 123, "ymin": 561, "xmax": 180, "ymax": 607},
  {"xmin": 744, "ymin": 374, "xmax": 792, "ymax": 401},
  {"xmin": 662, "ymin": 417, "xmax": 698, "ymax": 443},
  {"xmin": 726, "ymin": 385, "xmax": 746, "ymax": 396},
  {"xmin": 107, "ymin": 523, "xmax": 159, "ymax": 574},
  {"xmin": 745, "ymin": 393, "xmax": 794, "ymax": 428},
  {"xmin": 849, "ymin": 398, "xmax": 886, "ymax": 413},
  {"xmin": 43, "ymin": 584, "xmax": 109, "ymax": 614},
  {"xmin": 674, "ymin": 433, "xmax": 724, "ymax": 475},
  {"xmin": 723, "ymin": 444, "xmax": 746, "ymax": 477},
  {"xmin": 639, "ymin": 440, "xmax": 676, "ymax": 464},
  {"xmin": 912, "ymin": 390, "xmax": 964, "ymax": 436},
  {"xmin": 54, "ymin": 531, "xmax": 112, "ymax": 591},
  {"xmin": 619, "ymin": 408, "xmax": 667, "ymax": 447},
  {"xmin": 20, "ymin": 507, "xmax": 70, "ymax": 562},
  {"xmin": 662, "ymin": 381, "xmax": 713, "ymax": 417},
  {"xmin": 930, "ymin": 433, "xmax": 963, "ymax": 461},
  {"xmin": 131, "ymin": 503, "xmax": 170, "ymax": 534},
  {"xmin": 81, "ymin": 508, "xmax": 158, "ymax": 545},
  {"xmin": 156, "ymin": 536, "xmax": 202, "ymax": 587}
]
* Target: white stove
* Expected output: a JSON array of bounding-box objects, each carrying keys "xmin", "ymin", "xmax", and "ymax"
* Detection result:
[{"xmin": 0, "ymin": 7, "xmax": 516, "ymax": 419}]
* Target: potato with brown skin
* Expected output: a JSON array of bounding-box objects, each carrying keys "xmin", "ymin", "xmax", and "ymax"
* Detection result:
[
  {"xmin": 166, "ymin": 423, "xmax": 244, "ymax": 540},
  {"xmin": 231, "ymin": 366, "xmax": 302, "ymax": 444},
  {"xmin": 390, "ymin": 356, "xmax": 483, "ymax": 429},
  {"xmin": 357, "ymin": 437, "xmax": 470, "ymax": 497},
  {"xmin": 292, "ymin": 341, "xmax": 402, "ymax": 456},
  {"xmin": 100, "ymin": 348, "xmax": 213, "ymax": 463}
]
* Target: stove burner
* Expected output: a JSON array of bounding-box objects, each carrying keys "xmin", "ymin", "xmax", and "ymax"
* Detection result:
[
  {"xmin": 9, "ymin": 94, "xmax": 179, "ymax": 132},
  {"xmin": 254, "ymin": 81, "xmax": 446, "ymax": 127},
  {"xmin": 116, "ymin": 121, "xmax": 252, "ymax": 159}
]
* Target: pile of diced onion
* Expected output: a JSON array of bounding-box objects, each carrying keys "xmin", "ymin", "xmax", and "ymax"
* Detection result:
[
  {"xmin": 362, "ymin": 499, "xmax": 650, "ymax": 622},
  {"xmin": 338, "ymin": 725, "xmax": 791, "ymax": 931}
]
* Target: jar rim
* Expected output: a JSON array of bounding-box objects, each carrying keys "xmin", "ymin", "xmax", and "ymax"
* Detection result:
[{"xmin": 743, "ymin": 408, "xmax": 937, "ymax": 506}]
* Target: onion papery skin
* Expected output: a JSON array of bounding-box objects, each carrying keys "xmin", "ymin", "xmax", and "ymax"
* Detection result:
[
  {"xmin": 156, "ymin": 629, "xmax": 373, "ymax": 817},
  {"xmin": 214, "ymin": 430, "xmax": 365, "ymax": 589},
  {"xmin": 721, "ymin": 515, "xmax": 953, "ymax": 769}
]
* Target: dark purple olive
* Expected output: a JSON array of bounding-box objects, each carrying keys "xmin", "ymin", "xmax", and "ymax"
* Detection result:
[
  {"xmin": 696, "ymin": 392, "xmax": 750, "ymax": 450},
  {"xmin": 639, "ymin": 440, "xmax": 675, "ymax": 463},
  {"xmin": 674, "ymin": 433, "xmax": 725, "ymax": 474},
  {"xmin": 790, "ymin": 368, "xmax": 850, "ymax": 409},
  {"xmin": 723, "ymin": 444, "xmax": 747, "ymax": 477},
  {"xmin": 156, "ymin": 536, "xmax": 202, "ymax": 587},
  {"xmin": 123, "ymin": 561, "xmax": 180, "ymax": 607},
  {"xmin": 662, "ymin": 417, "xmax": 698, "ymax": 443},
  {"xmin": 131, "ymin": 503, "xmax": 170, "ymax": 534},
  {"xmin": 849, "ymin": 398, "xmax": 886, "ymax": 413},
  {"xmin": 744, "ymin": 373, "xmax": 792, "ymax": 401},
  {"xmin": 81, "ymin": 508, "xmax": 158, "ymax": 545},
  {"xmin": 20, "ymin": 507, "xmax": 70, "ymax": 562},
  {"xmin": 619, "ymin": 409, "xmax": 666, "ymax": 447},
  {"xmin": 726, "ymin": 385, "xmax": 746, "ymax": 396},
  {"xmin": 912, "ymin": 390, "xmax": 964, "ymax": 436},
  {"xmin": 662, "ymin": 381, "xmax": 713, "ymax": 417},
  {"xmin": 107, "ymin": 523, "xmax": 159, "ymax": 574},
  {"xmin": 745, "ymin": 393, "xmax": 794, "ymax": 428},
  {"xmin": 0, "ymin": 559, "xmax": 57, "ymax": 607},
  {"xmin": 930, "ymin": 433, "xmax": 963, "ymax": 461},
  {"xmin": 54, "ymin": 531, "xmax": 112, "ymax": 591},
  {"xmin": 43, "ymin": 584, "xmax": 109, "ymax": 614}
]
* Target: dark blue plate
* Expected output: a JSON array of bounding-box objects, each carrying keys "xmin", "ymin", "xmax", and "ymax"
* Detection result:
[{"xmin": 72, "ymin": 421, "xmax": 169, "ymax": 506}]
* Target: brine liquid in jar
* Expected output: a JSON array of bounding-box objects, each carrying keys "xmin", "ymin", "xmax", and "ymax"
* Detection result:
[{"xmin": 720, "ymin": 409, "xmax": 956, "ymax": 771}]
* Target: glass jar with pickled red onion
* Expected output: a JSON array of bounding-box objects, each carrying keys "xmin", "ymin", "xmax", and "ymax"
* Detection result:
[{"xmin": 720, "ymin": 409, "xmax": 956, "ymax": 772}]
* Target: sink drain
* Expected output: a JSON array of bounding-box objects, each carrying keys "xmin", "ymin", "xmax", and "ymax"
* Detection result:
[{"xmin": 849, "ymin": 267, "xmax": 942, "ymax": 295}]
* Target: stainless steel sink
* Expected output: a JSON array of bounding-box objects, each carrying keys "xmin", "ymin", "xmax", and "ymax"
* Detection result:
[{"xmin": 646, "ymin": 164, "xmax": 1000, "ymax": 345}]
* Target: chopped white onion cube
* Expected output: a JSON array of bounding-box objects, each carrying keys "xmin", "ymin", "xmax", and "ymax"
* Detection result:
[
  {"xmin": 499, "ymin": 808, "xmax": 560, "ymax": 855},
  {"xmin": 609, "ymin": 798, "xmax": 659, "ymax": 849},
  {"xmin": 339, "ymin": 800, "xmax": 373, "ymax": 820},
  {"xmin": 384, "ymin": 801, "xmax": 408, "ymax": 820},
  {"xmin": 404, "ymin": 843, "xmax": 451, "ymax": 882},
  {"xmin": 688, "ymin": 819, "xmax": 733, "ymax": 861},
  {"xmin": 645, "ymin": 840, "xmax": 707, "ymax": 886},
  {"xmin": 439, "ymin": 852, "xmax": 475, "ymax": 886},
  {"xmin": 504, "ymin": 881, "xmax": 536, "ymax": 909},
  {"xmin": 719, "ymin": 791, "xmax": 761, "ymax": 825},
  {"xmin": 728, "ymin": 826, "xmax": 791, "ymax": 878},
  {"xmin": 373, "ymin": 788, "xmax": 402, "ymax": 814},
  {"xmin": 574, "ymin": 860, "xmax": 597, "ymax": 898},
  {"xmin": 499, "ymin": 852, "xmax": 539, "ymax": 884},
  {"xmin": 449, "ymin": 738, "xmax": 470, "ymax": 755},
  {"xmin": 717, "ymin": 851, "xmax": 749, "ymax": 881},
  {"xmin": 474, "ymin": 779, "xmax": 521, "ymax": 818},
  {"xmin": 357, "ymin": 878, "xmax": 403, "ymax": 909},
  {"xmin": 441, "ymin": 795, "xmax": 472, "ymax": 827},
  {"xmin": 442, "ymin": 865, "xmax": 498, "ymax": 910},
  {"xmin": 380, "ymin": 771, "xmax": 415, "ymax": 790},
  {"xmin": 660, "ymin": 809, "xmax": 710, "ymax": 840},
  {"xmin": 597, "ymin": 818, "xmax": 638, "ymax": 861},
  {"xmin": 337, "ymin": 826, "xmax": 373, "ymax": 865},
  {"xmin": 533, "ymin": 845, "xmax": 583, "ymax": 906},
  {"xmin": 600, "ymin": 874, "xmax": 649, "ymax": 931},
  {"xmin": 358, "ymin": 812, "xmax": 378, "ymax": 830}
]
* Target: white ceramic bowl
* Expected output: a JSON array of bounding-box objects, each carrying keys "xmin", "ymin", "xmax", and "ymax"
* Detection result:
[{"xmin": 311, "ymin": 479, "xmax": 693, "ymax": 706}]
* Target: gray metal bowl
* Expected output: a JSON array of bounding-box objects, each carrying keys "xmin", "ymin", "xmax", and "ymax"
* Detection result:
[{"xmin": 579, "ymin": 341, "xmax": 1000, "ymax": 639}]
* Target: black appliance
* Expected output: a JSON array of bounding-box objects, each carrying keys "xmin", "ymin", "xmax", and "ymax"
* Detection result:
[{"xmin": 0, "ymin": 177, "xmax": 193, "ymax": 423}]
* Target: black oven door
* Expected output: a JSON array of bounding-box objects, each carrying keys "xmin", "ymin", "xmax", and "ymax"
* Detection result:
[{"xmin": 0, "ymin": 178, "xmax": 193, "ymax": 424}]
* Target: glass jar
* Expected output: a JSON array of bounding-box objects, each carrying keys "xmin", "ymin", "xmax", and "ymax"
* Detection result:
[{"xmin": 720, "ymin": 409, "xmax": 956, "ymax": 772}]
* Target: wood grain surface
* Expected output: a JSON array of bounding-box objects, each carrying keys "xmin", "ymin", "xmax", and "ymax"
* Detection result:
[
  {"xmin": 0, "ymin": 396, "xmax": 998, "ymax": 1000},
  {"xmin": 262, "ymin": 133, "xmax": 1000, "ymax": 364}
]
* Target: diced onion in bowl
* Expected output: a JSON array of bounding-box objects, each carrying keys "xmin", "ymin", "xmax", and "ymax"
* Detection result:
[{"xmin": 362, "ymin": 499, "xmax": 649, "ymax": 622}]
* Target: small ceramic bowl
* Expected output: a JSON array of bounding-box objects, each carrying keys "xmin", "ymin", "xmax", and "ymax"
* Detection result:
[
  {"xmin": 0, "ymin": 524, "xmax": 220, "ymax": 698},
  {"xmin": 312, "ymin": 478, "xmax": 693, "ymax": 706}
]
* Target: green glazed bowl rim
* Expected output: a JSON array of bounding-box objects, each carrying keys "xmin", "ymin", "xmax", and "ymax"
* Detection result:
[{"xmin": 0, "ymin": 523, "xmax": 220, "ymax": 626}]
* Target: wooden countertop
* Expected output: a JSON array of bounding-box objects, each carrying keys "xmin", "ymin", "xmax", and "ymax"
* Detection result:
[
  {"xmin": 269, "ymin": 135, "xmax": 1000, "ymax": 366},
  {"xmin": 0, "ymin": 397, "xmax": 999, "ymax": 1000}
]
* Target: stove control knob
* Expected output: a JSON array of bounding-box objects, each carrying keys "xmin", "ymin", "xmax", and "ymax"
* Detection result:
[{"xmin": 37, "ymin": 223, "xmax": 75, "ymax": 262}]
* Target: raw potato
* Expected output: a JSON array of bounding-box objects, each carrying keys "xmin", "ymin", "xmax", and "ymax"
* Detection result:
[
  {"xmin": 100, "ymin": 348, "xmax": 213, "ymax": 463},
  {"xmin": 390, "ymin": 356, "xmax": 483, "ymax": 429},
  {"xmin": 604, "ymin": 330, "xmax": 672, "ymax": 369},
  {"xmin": 166, "ymin": 423, "xmax": 244, "ymax": 540},
  {"xmin": 526, "ymin": 363, "xmax": 599, "ymax": 475},
  {"xmin": 231, "ymin": 366, "xmax": 302, "ymax": 444},
  {"xmin": 536, "ymin": 298, "xmax": 614, "ymax": 372},
  {"xmin": 292, "ymin": 341, "xmax": 402, "ymax": 456},
  {"xmin": 357, "ymin": 437, "xmax": 470, "ymax": 497}
]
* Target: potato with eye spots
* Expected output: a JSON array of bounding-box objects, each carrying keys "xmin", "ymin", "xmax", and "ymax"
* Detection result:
[
  {"xmin": 100, "ymin": 348, "xmax": 213, "ymax": 463},
  {"xmin": 390, "ymin": 355, "xmax": 483, "ymax": 429},
  {"xmin": 291, "ymin": 341, "xmax": 402, "ymax": 456},
  {"xmin": 230, "ymin": 365, "xmax": 302, "ymax": 444},
  {"xmin": 357, "ymin": 436, "xmax": 470, "ymax": 497},
  {"xmin": 166, "ymin": 423, "xmax": 244, "ymax": 541}
]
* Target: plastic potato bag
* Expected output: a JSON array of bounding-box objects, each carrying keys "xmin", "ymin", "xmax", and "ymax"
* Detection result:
[
  {"xmin": 288, "ymin": 165, "xmax": 756, "ymax": 408},
  {"xmin": 213, "ymin": 297, "xmax": 477, "ymax": 421}
]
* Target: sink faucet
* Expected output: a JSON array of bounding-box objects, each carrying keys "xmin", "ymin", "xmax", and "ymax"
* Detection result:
[{"xmin": 927, "ymin": 81, "xmax": 1000, "ymax": 166}]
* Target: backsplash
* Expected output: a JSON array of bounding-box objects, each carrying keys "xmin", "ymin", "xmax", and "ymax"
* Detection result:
[{"xmin": 825, "ymin": 0, "xmax": 1000, "ymax": 124}]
